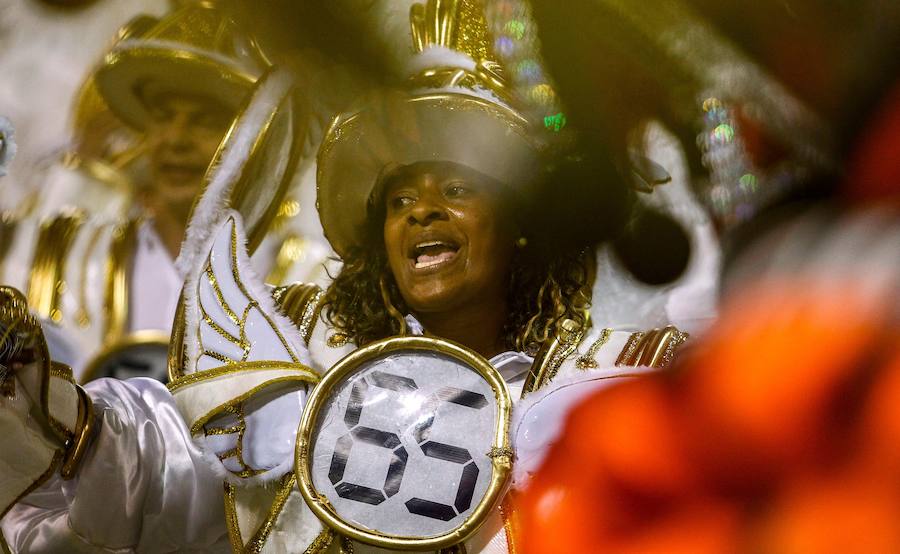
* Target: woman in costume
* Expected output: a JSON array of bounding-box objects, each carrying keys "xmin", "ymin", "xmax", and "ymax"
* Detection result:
[{"xmin": 0, "ymin": 1, "xmax": 691, "ymax": 552}]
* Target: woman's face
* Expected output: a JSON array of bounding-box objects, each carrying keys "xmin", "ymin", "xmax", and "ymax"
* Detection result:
[{"xmin": 383, "ymin": 161, "xmax": 517, "ymax": 315}]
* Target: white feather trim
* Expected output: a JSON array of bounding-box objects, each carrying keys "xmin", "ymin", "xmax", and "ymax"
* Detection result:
[
  {"xmin": 181, "ymin": 212, "xmax": 311, "ymax": 375},
  {"xmin": 226, "ymin": 214, "xmax": 311, "ymax": 367},
  {"xmin": 406, "ymin": 46, "xmax": 477, "ymax": 76},
  {"xmin": 111, "ymin": 38, "xmax": 256, "ymax": 75}
]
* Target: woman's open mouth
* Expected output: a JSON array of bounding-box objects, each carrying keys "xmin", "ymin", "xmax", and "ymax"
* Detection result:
[{"xmin": 408, "ymin": 240, "xmax": 461, "ymax": 270}]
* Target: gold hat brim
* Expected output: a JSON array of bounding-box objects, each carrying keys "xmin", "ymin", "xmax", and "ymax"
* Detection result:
[
  {"xmin": 316, "ymin": 91, "xmax": 540, "ymax": 257},
  {"xmin": 94, "ymin": 45, "xmax": 256, "ymax": 131}
]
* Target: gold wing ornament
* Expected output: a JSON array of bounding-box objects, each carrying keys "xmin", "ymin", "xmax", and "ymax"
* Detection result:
[
  {"xmin": 165, "ymin": 66, "xmax": 318, "ymax": 485},
  {"xmin": 169, "ymin": 213, "xmax": 319, "ymax": 484}
]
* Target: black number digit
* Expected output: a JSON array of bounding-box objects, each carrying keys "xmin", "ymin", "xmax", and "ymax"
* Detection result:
[
  {"xmin": 327, "ymin": 373, "xmax": 489, "ymax": 520},
  {"xmin": 405, "ymin": 386, "xmax": 488, "ymax": 521},
  {"xmin": 328, "ymin": 373, "xmax": 415, "ymax": 505}
]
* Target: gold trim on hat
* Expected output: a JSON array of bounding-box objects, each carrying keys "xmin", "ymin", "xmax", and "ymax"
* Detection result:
[
  {"xmin": 316, "ymin": 91, "xmax": 535, "ymax": 257},
  {"xmin": 94, "ymin": 2, "xmax": 262, "ymax": 131}
]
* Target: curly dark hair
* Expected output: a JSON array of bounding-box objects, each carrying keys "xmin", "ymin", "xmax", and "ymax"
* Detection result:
[{"xmin": 321, "ymin": 196, "xmax": 594, "ymax": 351}]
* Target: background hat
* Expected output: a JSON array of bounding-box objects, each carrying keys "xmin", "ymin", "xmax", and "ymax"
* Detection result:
[
  {"xmin": 316, "ymin": 0, "xmax": 542, "ymax": 257},
  {"xmin": 94, "ymin": 1, "xmax": 267, "ymax": 131}
]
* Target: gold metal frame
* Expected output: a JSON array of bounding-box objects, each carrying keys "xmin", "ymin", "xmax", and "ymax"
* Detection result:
[{"xmin": 295, "ymin": 336, "xmax": 513, "ymax": 551}]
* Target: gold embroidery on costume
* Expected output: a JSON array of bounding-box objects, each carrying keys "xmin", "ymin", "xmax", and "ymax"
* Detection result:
[
  {"xmin": 205, "ymin": 265, "xmax": 242, "ymax": 325},
  {"xmin": 298, "ymin": 290, "xmax": 324, "ymax": 345},
  {"xmin": 200, "ymin": 348, "xmax": 236, "ymax": 367},
  {"xmin": 487, "ymin": 446, "xmax": 515, "ymax": 460},
  {"xmin": 229, "ymin": 224, "xmax": 300, "ymax": 363},
  {"xmin": 212, "ymin": 405, "xmax": 265, "ymax": 479},
  {"xmin": 338, "ymin": 534, "xmax": 355, "ymax": 553},
  {"xmin": 223, "ymin": 483, "xmax": 243, "ymax": 548},
  {"xmin": 245, "ymin": 472, "xmax": 296, "ymax": 553},
  {"xmin": 271, "ymin": 282, "xmax": 324, "ymax": 345},
  {"xmin": 615, "ymin": 326, "xmax": 689, "ymax": 368},
  {"xmin": 409, "ymin": 0, "xmax": 505, "ymax": 97},
  {"xmin": 456, "ymin": 0, "xmax": 492, "ymax": 62},
  {"xmin": 225, "ymin": 482, "xmax": 334, "ymax": 553},
  {"xmin": 49, "ymin": 362, "xmax": 76, "ymax": 383},
  {"xmin": 575, "ymin": 328, "xmax": 613, "ymax": 369},
  {"xmin": 304, "ymin": 528, "xmax": 334, "ymax": 553},
  {"xmin": 167, "ymin": 360, "xmax": 319, "ymax": 393},
  {"xmin": 196, "ymin": 222, "xmax": 303, "ymax": 369},
  {"xmin": 327, "ymin": 332, "xmax": 351, "ymax": 349},
  {"xmin": 204, "ymin": 424, "xmax": 242, "ymax": 436},
  {"xmin": 187, "ymin": 374, "xmax": 320, "ymax": 437},
  {"xmin": 522, "ymin": 318, "xmax": 587, "ymax": 395},
  {"xmin": 202, "ymin": 310, "xmax": 246, "ymax": 350}
]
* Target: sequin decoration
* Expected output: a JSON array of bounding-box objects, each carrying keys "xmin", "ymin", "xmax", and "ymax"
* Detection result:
[
  {"xmin": 504, "ymin": 19, "xmax": 526, "ymax": 40},
  {"xmin": 516, "ymin": 59, "xmax": 542, "ymax": 81},
  {"xmin": 739, "ymin": 173, "xmax": 759, "ymax": 193},
  {"xmin": 529, "ymin": 84, "xmax": 555, "ymax": 105},
  {"xmin": 495, "ymin": 36, "xmax": 515, "ymax": 57},
  {"xmin": 485, "ymin": 0, "xmax": 571, "ymax": 147},
  {"xmin": 456, "ymin": 0, "xmax": 493, "ymax": 63},
  {"xmin": 695, "ymin": 93, "xmax": 805, "ymax": 228},
  {"xmin": 712, "ymin": 123, "xmax": 735, "ymax": 143},
  {"xmin": 544, "ymin": 112, "xmax": 567, "ymax": 132}
]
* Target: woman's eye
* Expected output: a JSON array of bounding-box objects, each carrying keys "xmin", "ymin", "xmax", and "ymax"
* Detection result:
[
  {"xmin": 445, "ymin": 183, "xmax": 469, "ymax": 197},
  {"xmin": 390, "ymin": 196, "xmax": 414, "ymax": 210}
]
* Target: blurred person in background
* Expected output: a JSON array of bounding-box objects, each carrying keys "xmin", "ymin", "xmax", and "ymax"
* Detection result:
[{"xmin": 0, "ymin": 1, "xmax": 332, "ymax": 382}]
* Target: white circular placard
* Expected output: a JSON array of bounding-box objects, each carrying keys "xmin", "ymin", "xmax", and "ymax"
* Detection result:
[{"xmin": 297, "ymin": 337, "xmax": 512, "ymax": 550}]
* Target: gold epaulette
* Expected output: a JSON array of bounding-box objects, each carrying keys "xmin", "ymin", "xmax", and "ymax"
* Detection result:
[
  {"xmin": 615, "ymin": 325, "xmax": 689, "ymax": 369},
  {"xmin": 522, "ymin": 317, "xmax": 588, "ymax": 397},
  {"xmin": 271, "ymin": 282, "xmax": 324, "ymax": 345}
]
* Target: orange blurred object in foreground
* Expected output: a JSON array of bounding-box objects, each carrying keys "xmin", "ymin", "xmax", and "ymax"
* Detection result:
[
  {"xmin": 749, "ymin": 466, "xmax": 900, "ymax": 554},
  {"xmin": 516, "ymin": 279, "xmax": 898, "ymax": 553},
  {"xmin": 678, "ymin": 282, "xmax": 886, "ymax": 490}
]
